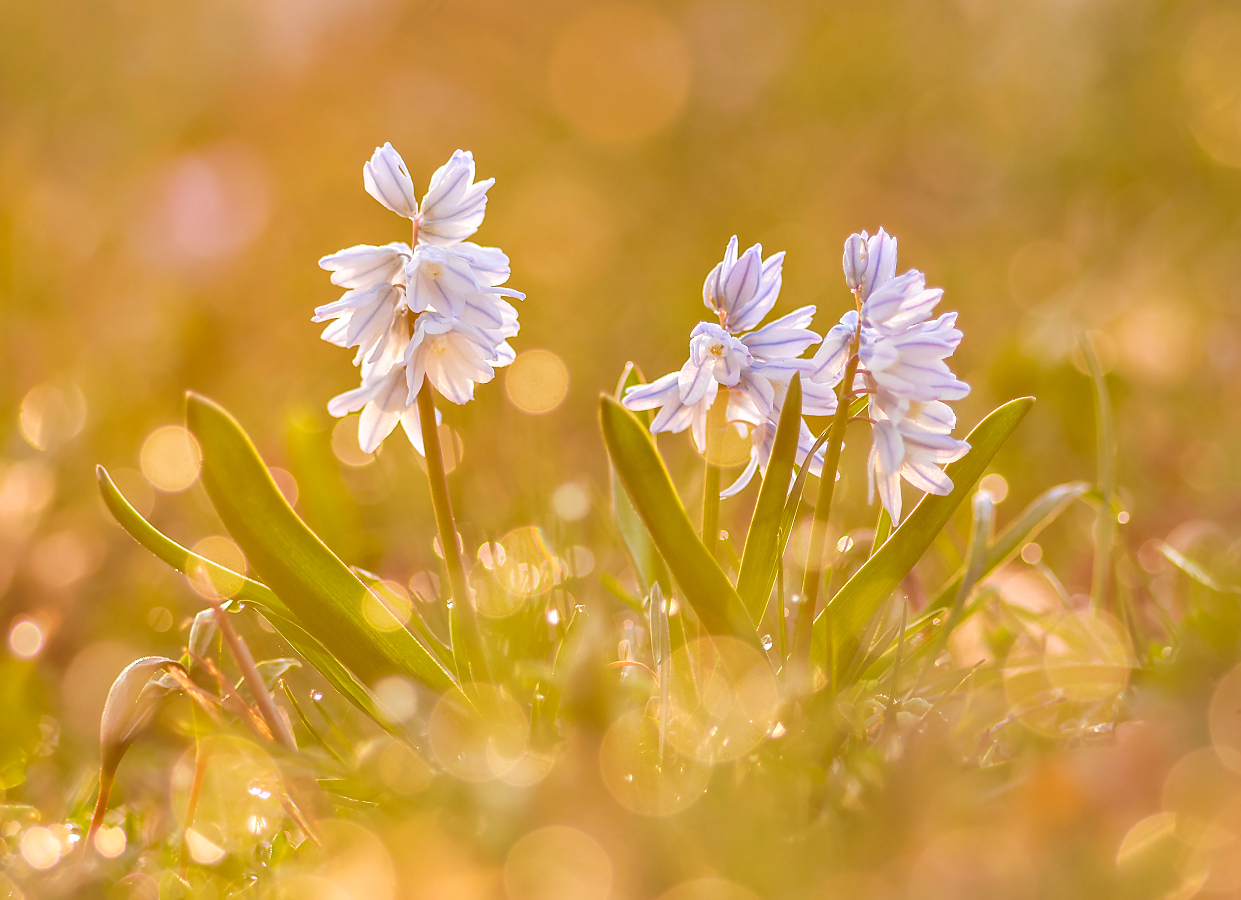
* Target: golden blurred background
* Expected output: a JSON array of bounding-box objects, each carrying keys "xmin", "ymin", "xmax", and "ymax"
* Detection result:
[{"xmin": 4, "ymin": 0, "xmax": 1241, "ymax": 873}]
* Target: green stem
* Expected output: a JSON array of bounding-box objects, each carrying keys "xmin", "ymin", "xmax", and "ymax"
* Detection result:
[
  {"xmin": 416, "ymin": 383, "xmax": 488, "ymax": 681},
  {"xmin": 701, "ymin": 397, "xmax": 727, "ymax": 562},
  {"xmin": 793, "ymin": 349, "xmax": 860, "ymax": 670}
]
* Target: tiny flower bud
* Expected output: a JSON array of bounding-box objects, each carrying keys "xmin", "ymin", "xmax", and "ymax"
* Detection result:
[
  {"xmin": 861, "ymin": 228, "xmax": 898, "ymax": 300},
  {"xmin": 843, "ymin": 232, "xmax": 868, "ymax": 292}
]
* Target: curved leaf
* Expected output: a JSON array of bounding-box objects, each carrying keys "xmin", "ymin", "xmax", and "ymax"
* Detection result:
[
  {"xmin": 599, "ymin": 395, "xmax": 758, "ymax": 644},
  {"xmin": 97, "ymin": 466, "xmax": 398, "ymax": 729},
  {"xmin": 185, "ymin": 393, "xmax": 456, "ymax": 693},
  {"xmin": 812, "ymin": 397, "xmax": 1035, "ymax": 669}
]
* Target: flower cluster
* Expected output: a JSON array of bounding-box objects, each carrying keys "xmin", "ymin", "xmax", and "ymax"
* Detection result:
[
  {"xmin": 832, "ymin": 228, "xmax": 970, "ymax": 522},
  {"xmin": 622, "ymin": 236, "xmax": 841, "ymax": 497},
  {"xmin": 623, "ymin": 229, "xmax": 971, "ymax": 524},
  {"xmin": 315, "ymin": 143, "xmax": 523, "ymax": 453}
]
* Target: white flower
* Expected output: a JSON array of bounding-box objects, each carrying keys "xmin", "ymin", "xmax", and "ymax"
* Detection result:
[
  {"xmin": 314, "ymin": 280, "xmax": 405, "ymax": 365},
  {"xmin": 837, "ymin": 227, "xmax": 972, "ymax": 522},
  {"xmin": 681, "ymin": 323, "xmax": 755, "ymax": 402},
  {"xmin": 623, "ymin": 322, "xmax": 777, "ymax": 454},
  {"xmin": 319, "ymin": 144, "xmax": 522, "ymax": 455},
  {"xmin": 867, "ymin": 400, "xmax": 969, "ymax": 523},
  {"xmin": 702, "ymin": 236, "xmax": 785, "ymax": 334},
  {"xmin": 327, "ymin": 315, "xmax": 434, "ymax": 454},
  {"xmin": 364, "ymin": 144, "xmax": 493, "ymax": 246},
  {"xmin": 841, "ymin": 227, "xmax": 898, "ymax": 301},
  {"xmin": 405, "ymin": 313, "xmax": 510, "ymax": 406},
  {"xmin": 862, "ymin": 269, "xmax": 944, "ymax": 335},
  {"xmin": 860, "ymin": 312, "xmax": 969, "ymax": 404}
]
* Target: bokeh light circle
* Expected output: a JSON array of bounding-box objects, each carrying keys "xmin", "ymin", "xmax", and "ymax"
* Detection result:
[
  {"xmin": 170, "ymin": 735, "xmax": 286, "ymax": 855},
  {"xmin": 188, "ymin": 535, "xmax": 248, "ymax": 599},
  {"xmin": 1209, "ymin": 661, "xmax": 1241, "ymax": 772},
  {"xmin": 666, "ymin": 636, "xmax": 781, "ymax": 763},
  {"xmin": 428, "ymin": 683, "xmax": 529, "ymax": 782},
  {"xmin": 504, "ymin": 826, "xmax": 612, "ymax": 900},
  {"xmin": 505, "ymin": 349, "xmax": 569, "ymax": 415},
  {"xmin": 598, "ymin": 709, "xmax": 710, "ymax": 816},
  {"xmin": 140, "ymin": 425, "xmax": 202, "ymax": 492}
]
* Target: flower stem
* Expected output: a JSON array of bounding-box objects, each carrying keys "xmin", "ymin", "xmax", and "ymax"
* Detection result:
[
  {"xmin": 793, "ymin": 347, "xmax": 860, "ymax": 678},
  {"xmin": 701, "ymin": 397, "xmax": 728, "ymax": 562},
  {"xmin": 207, "ymin": 597, "xmax": 297, "ymax": 751},
  {"xmin": 416, "ymin": 382, "xmax": 488, "ymax": 681}
]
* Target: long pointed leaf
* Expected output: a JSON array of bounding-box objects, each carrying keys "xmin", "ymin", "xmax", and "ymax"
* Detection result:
[
  {"xmin": 610, "ymin": 364, "xmax": 672, "ymax": 595},
  {"xmin": 812, "ymin": 397, "xmax": 1034, "ymax": 666},
  {"xmin": 599, "ymin": 396, "xmax": 757, "ymax": 643},
  {"xmin": 185, "ymin": 393, "xmax": 455, "ymax": 693},
  {"xmin": 736, "ymin": 374, "xmax": 802, "ymax": 623},
  {"xmin": 97, "ymin": 466, "xmax": 398, "ymax": 729},
  {"xmin": 926, "ymin": 480, "xmax": 1092, "ymax": 612}
]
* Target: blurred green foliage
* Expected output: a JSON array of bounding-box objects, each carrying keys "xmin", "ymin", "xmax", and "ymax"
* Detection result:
[{"xmin": 4, "ymin": 0, "xmax": 1241, "ymax": 897}]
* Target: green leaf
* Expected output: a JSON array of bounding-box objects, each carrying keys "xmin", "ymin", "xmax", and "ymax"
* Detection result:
[
  {"xmin": 736, "ymin": 373, "xmax": 802, "ymax": 623},
  {"xmin": 96, "ymin": 466, "xmax": 399, "ymax": 730},
  {"xmin": 925, "ymin": 480, "xmax": 1091, "ymax": 613},
  {"xmin": 185, "ymin": 393, "xmax": 457, "ymax": 693},
  {"xmin": 599, "ymin": 395, "xmax": 758, "ymax": 643},
  {"xmin": 922, "ymin": 490, "xmax": 995, "ymax": 671},
  {"xmin": 1160, "ymin": 543, "xmax": 1240, "ymax": 595},
  {"xmin": 812, "ymin": 397, "xmax": 1034, "ymax": 668},
  {"xmin": 610, "ymin": 364, "xmax": 672, "ymax": 596}
]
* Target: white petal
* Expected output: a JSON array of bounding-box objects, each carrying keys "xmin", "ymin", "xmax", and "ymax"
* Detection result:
[
  {"xmin": 678, "ymin": 356, "xmax": 717, "ymax": 406},
  {"xmin": 419, "ymin": 150, "xmax": 493, "ymax": 246},
  {"xmin": 357, "ymin": 371, "xmax": 408, "ymax": 453},
  {"xmin": 319, "ymin": 243, "xmax": 410, "ymax": 288},
  {"xmin": 363, "ymin": 143, "xmax": 418, "ymax": 218},
  {"xmin": 861, "ymin": 228, "xmax": 897, "ymax": 300},
  {"xmin": 720, "ymin": 454, "xmax": 759, "ymax": 498}
]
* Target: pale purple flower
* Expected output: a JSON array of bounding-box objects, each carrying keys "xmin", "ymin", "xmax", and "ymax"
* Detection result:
[
  {"xmin": 841, "ymin": 227, "xmax": 898, "ymax": 301},
  {"xmin": 867, "ymin": 400, "xmax": 969, "ymax": 523},
  {"xmin": 404, "ymin": 312, "xmax": 512, "ymax": 406},
  {"xmin": 702, "ymin": 236, "xmax": 786, "ymax": 334},
  {"xmin": 319, "ymin": 144, "xmax": 522, "ymax": 455},
  {"xmin": 860, "ymin": 313, "xmax": 970, "ymax": 405},
  {"xmin": 364, "ymin": 144, "xmax": 493, "ymax": 246},
  {"xmin": 837, "ymin": 227, "xmax": 972, "ymax": 522}
]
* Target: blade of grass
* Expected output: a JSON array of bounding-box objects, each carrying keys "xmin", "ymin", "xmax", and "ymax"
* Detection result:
[
  {"xmin": 736, "ymin": 374, "xmax": 803, "ymax": 623},
  {"xmin": 923, "ymin": 481, "xmax": 1092, "ymax": 614},
  {"xmin": 916, "ymin": 490, "xmax": 994, "ymax": 689},
  {"xmin": 599, "ymin": 395, "xmax": 758, "ymax": 644}
]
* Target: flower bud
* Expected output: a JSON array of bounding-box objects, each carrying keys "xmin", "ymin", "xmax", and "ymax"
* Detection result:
[
  {"xmin": 861, "ymin": 228, "xmax": 898, "ymax": 300},
  {"xmin": 843, "ymin": 232, "xmax": 868, "ymax": 292}
]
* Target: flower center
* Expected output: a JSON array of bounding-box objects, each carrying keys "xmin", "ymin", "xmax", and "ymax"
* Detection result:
[
  {"xmin": 709, "ymin": 343, "xmax": 724, "ymax": 357},
  {"xmin": 431, "ymin": 335, "xmax": 450, "ymax": 356},
  {"xmin": 424, "ymin": 261, "xmax": 443, "ymax": 280}
]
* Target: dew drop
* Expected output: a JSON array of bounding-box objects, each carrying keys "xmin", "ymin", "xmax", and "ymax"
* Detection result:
[{"xmin": 760, "ymin": 634, "xmax": 773, "ymax": 651}]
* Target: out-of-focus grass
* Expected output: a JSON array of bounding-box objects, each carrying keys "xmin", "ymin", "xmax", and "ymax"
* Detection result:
[{"xmin": 4, "ymin": 0, "xmax": 1241, "ymax": 897}]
